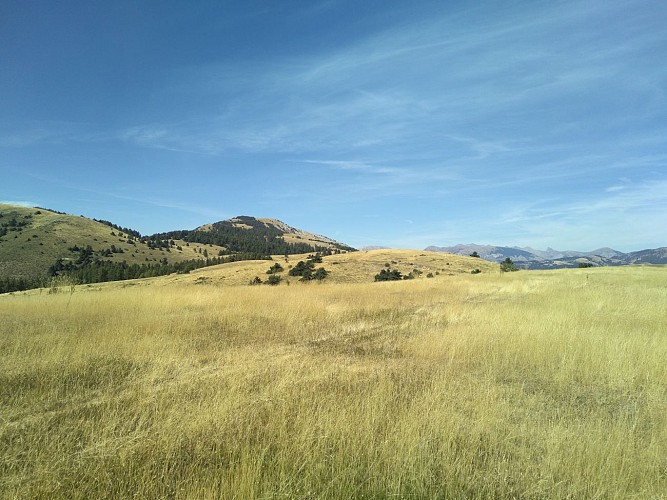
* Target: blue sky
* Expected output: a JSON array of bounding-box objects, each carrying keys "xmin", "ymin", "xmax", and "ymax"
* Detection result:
[{"xmin": 2, "ymin": 0, "xmax": 666, "ymax": 251}]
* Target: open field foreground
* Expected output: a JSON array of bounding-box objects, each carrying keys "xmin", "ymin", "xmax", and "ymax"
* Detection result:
[{"xmin": 1, "ymin": 266, "xmax": 666, "ymax": 498}]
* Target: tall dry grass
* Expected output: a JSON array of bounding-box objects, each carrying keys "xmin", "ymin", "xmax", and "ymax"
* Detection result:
[{"xmin": 1, "ymin": 266, "xmax": 666, "ymax": 498}]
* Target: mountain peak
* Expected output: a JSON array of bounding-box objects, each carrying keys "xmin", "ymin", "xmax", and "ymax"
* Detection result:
[{"xmin": 188, "ymin": 215, "xmax": 355, "ymax": 254}]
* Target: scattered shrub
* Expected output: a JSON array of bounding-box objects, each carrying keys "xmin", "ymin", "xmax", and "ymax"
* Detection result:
[
  {"xmin": 375, "ymin": 268, "xmax": 403, "ymax": 281},
  {"xmin": 266, "ymin": 263, "xmax": 284, "ymax": 274},
  {"xmin": 500, "ymin": 258, "xmax": 519, "ymax": 272},
  {"xmin": 289, "ymin": 254, "xmax": 330, "ymax": 281},
  {"xmin": 266, "ymin": 274, "xmax": 282, "ymax": 285}
]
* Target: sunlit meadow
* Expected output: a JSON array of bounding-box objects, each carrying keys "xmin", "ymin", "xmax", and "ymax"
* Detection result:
[{"xmin": 1, "ymin": 266, "xmax": 666, "ymax": 498}]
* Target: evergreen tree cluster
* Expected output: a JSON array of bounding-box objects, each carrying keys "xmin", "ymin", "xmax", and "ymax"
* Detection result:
[
  {"xmin": 266, "ymin": 263, "xmax": 284, "ymax": 274},
  {"xmin": 144, "ymin": 238, "xmax": 173, "ymax": 250},
  {"xmin": 0, "ymin": 214, "xmax": 31, "ymax": 237},
  {"xmin": 51, "ymin": 259, "xmax": 207, "ymax": 283},
  {"xmin": 0, "ymin": 276, "xmax": 42, "ymax": 294},
  {"xmin": 93, "ymin": 219, "xmax": 142, "ymax": 239},
  {"xmin": 500, "ymin": 258, "xmax": 519, "ymax": 272},
  {"xmin": 47, "ymin": 246, "xmax": 270, "ymax": 286},
  {"xmin": 288, "ymin": 254, "xmax": 329, "ymax": 281},
  {"xmin": 35, "ymin": 206, "xmax": 67, "ymax": 215}
]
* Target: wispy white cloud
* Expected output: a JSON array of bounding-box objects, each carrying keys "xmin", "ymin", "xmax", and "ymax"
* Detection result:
[
  {"xmin": 8, "ymin": 168, "xmax": 230, "ymax": 222},
  {"xmin": 9, "ymin": 1, "xmax": 663, "ymax": 171},
  {"xmin": 4, "ymin": 0, "xmax": 666, "ymax": 250},
  {"xmin": 0, "ymin": 200, "xmax": 38, "ymax": 207},
  {"xmin": 111, "ymin": 195, "xmax": 231, "ymax": 221},
  {"xmin": 505, "ymin": 177, "xmax": 667, "ymax": 222},
  {"xmin": 0, "ymin": 121, "xmax": 115, "ymax": 149},
  {"xmin": 493, "ymin": 176, "xmax": 667, "ymax": 250},
  {"xmin": 110, "ymin": 0, "xmax": 665, "ymax": 176},
  {"xmin": 293, "ymin": 158, "xmax": 466, "ymax": 201},
  {"xmin": 300, "ymin": 159, "xmax": 403, "ymax": 176},
  {"xmin": 0, "ymin": 130, "xmax": 61, "ymax": 148}
]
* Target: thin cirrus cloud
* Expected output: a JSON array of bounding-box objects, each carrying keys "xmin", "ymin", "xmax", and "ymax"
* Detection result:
[
  {"xmin": 118, "ymin": 1, "xmax": 664, "ymax": 166},
  {"xmin": 509, "ymin": 178, "xmax": 667, "ymax": 220},
  {"xmin": 0, "ymin": 200, "xmax": 37, "ymax": 207},
  {"xmin": 2, "ymin": 0, "xmax": 666, "ymax": 249}
]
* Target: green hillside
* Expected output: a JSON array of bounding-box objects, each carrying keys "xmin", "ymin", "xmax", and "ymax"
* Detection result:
[
  {"xmin": 0, "ymin": 204, "xmax": 220, "ymax": 289},
  {"xmin": 0, "ymin": 205, "xmax": 357, "ymax": 293}
]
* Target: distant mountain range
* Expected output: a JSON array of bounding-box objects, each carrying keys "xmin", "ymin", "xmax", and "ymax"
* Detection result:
[
  {"xmin": 425, "ymin": 244, "xmax": 667, "ymax": 269},
  {"xmin": 360, "ymin": 246, "xmax": 390, "ymax": 251}
]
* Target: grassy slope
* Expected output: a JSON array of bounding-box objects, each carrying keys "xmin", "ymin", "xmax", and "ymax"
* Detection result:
[
  {"xmin": 174, "ymin": 249, "xmax": 498, "ymax": 287},
  {"xmin": 0, "ymin": 204, "xmax": 220, "ymax": 281},
  {"xmin": 320, "ymin": 248, "xmax": 497, "ymax": 283},
  {"xmin": 16, "ymin": 249, "xmax": 498, "ymax": 291},
  {"xmin": 1, "ymin": 265, "xmax": 665, "ymax": 498},
  {"xmin": 187, "ymin": 248, "xmax": 497, "ymax": 286}
]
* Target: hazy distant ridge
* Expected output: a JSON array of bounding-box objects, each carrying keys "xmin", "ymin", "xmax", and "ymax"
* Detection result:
[{"xmin": 425, "ymin": 244, "xmax": 667, "ymax": 268}]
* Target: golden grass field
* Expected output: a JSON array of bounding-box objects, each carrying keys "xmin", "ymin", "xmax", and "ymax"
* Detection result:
[
  {"xmin": 59, "ymin": 249, "xmax": 499, "ymax": 290},
  {"xmin": 1, "ymin": 258, "xmax": 666, "ymax": 498}
]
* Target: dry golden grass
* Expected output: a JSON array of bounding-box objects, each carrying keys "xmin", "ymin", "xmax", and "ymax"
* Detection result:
[
  {"xmin": 1, "ymin": 264, "xmax": 666, "ymax": 498},
  {"xmin": 58, "ymin": 249, "xmax": 496, "ymax": 290},
  {"xmin": 320, "ymin": 249, "xmax": 498, "ymax": 284}
]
